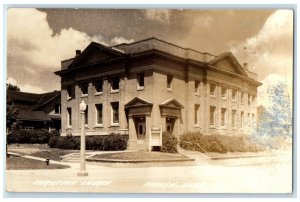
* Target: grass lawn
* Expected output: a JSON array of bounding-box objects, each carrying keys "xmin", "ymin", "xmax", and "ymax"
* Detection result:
[
  {"xmin": 6, "ymin": 156, "xmax": 70, "ymax": 170},
  {"xmin": 8, "ymin": 144, "xmax": 77, "ymax": 161},
  {"xmin": 92, "ymin": 152, "xmax": 189, "ymax": 161},
  {"xmin": 30, "ymin": 150, "xmax": 77, "ymax": 161}
]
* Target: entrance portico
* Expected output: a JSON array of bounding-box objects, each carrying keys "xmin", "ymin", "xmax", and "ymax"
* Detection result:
[{"xmin": 125, "ymin": 97, "xmax": 153, "ymax": 150}]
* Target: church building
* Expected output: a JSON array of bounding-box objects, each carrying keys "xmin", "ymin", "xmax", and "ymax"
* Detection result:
[{"xmin": 54, "ymin": 37, "xmax": 261, "ymax": 150}]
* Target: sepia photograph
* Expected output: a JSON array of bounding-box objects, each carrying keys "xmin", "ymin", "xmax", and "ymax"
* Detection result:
[{"xmin": 5, "ymin": 6, "xmax": 294, "ymax": 194}]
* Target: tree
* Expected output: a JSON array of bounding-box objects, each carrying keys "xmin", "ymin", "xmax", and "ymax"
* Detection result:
[
  {"xmin": 6, "ymin": 83, "xmax": 20, "ymax": 91},
  {"xmin": 254, "ymin": 78, "xmax": 292, "ymax": 137},
  {"xmin": 6, "ymin": 105, "xmax": 19, "ymax": 157}
]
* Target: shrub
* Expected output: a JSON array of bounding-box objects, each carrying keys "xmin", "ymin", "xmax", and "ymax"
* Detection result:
[
  {"xmin": 48, "ymin": 133, "xmax": 127, "ymax": 151},
  {"xmin": 179, "ymin": 132, "xmax": 264, "ymax": 153},
  {"xmin": 7, "ymin": 129, "xmax": 53, "ymax": 144},
  {"xmin": 161, "ymin": 131, "xmax": 178, "ymax": 153}
]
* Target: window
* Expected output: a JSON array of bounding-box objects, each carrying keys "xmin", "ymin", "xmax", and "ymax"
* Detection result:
[
  {"xmin": 85, "ymin": 105, "xmax": 88, "ymax": 125},
  {"xmin": 221, "ymin": 108, "xmax": 227, "ymax": 126},
  {"xmin": 210, "ymin": 106, "xmax": 216, "ymax": 126},
  {"xmin": 80, "ymin": 82, "xmax": 89, "ymax": 96},
  {"xmin": 137, "ymin": 73, "xmax": 145, "ymax": 89},
  {"xmin": 210, "ymin": 83, "xmax": 216, "ymax": 97},
  {"xmin": 54, "ymin": 104, "xmax": 61, "ymax": 114},
  {"xmin": 67, "ymin": 108, "xmax": 72, "ymax": 127},
  {"xmin": 194, "ymin": 104, "xmax": 200, "ymax": 125},
  {"xmin": 66, "ymin": 86, "xmax": 73, "ymax": 100},
  {"xmin": 252, "ymin": 96, "xmax": 256, "ymax": 106},
  {"xmin": 240, "ymin": 111, "xmax": 244, "ymax": 128},
  {"xmin": 241, "ymin": 92, "xmax": 244, "ymax": 104},
  {"xmin": 232, "ymin": 89, "xmax": 237, "ymax": 101},
  {"xmin": 111, "ymin": 102, "xmax": 119, "ymax": 124},
  {"xmin": 248, "ymin": 95, "xmax": 251, "ymax": 106},
  {"xmin": 167, "ymin": 75, "xmax": 173, "ymax": 90},
  {"xmin": 94, "ymin": 79, "xmax": 103, "ymax": 94},
  {"xmin": 194, "ymin": 80, "xmax": 200, "ymax": 95},
  {"xmin": 248, "ymin": 113, "xmax": 250, "ymax": 125},
  {"xmin": 221, "ymin": 86, "xmax": 227, "ymax": 99},
  {"xmin": 111, "ymin": 77, "xmax": 119, "ymax": 92},
  {"xmin": 252, "ymin": 114, "xmax": 256, "ymax": 124},
  {"xmin": 95, "ymin": 104, "xmax": 103, "ymax": 125},
  {"xmin": 232, "ymin": 110, "xmax": 237, "ymax": 128}
]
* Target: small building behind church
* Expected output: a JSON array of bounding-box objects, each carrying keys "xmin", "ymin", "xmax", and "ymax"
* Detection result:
[{"xmin": 54, "ymin": 37, "xmax": 261, "ymax": 150}]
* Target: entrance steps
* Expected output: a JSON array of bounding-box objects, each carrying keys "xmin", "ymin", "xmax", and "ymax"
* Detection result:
[
  {"xmin": 127, "ymin": 140, "xmax": 149, "ymax": 151},
  {"xmin": 61, "ymin": 152, "xmax": 94, "ymax": 163}
]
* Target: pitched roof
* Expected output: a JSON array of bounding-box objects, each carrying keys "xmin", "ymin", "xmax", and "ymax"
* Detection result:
[
  {"xmin": 16, "ymin": 110, "xmax": 51, "ymax": 121},
  {"xmin": 7, "ymin": 90, "xmax": 61, "ymax": 111}
]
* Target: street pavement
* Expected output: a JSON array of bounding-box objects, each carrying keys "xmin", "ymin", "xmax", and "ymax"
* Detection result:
[{"xmin": 5, "ymin": 150, "xmax": 292, "ymax": 194}]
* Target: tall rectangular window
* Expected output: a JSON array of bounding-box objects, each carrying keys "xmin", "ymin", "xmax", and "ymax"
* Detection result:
[
  {"xmin": 221, "ymin": 108, "xmax": 227, "ymax": 126},
  {"xmin": 55, "ymin": 104, "xmax": 61, "ymax": 114},
  {"xmin": 248, "ymin": 113, "xmax": 250, "ymax": 125},
  {"xmin": 248, "ymin": 95, "xmax": 251, "ymax": 106},
  {"xmin": 241, "ymin": 92, "xmax": 244, "ymax": 104},
  {"xmin": 167, "ymin": 75, "xmax": 173, "ymax": 90},
  {"xmin": 95, "ymin": 104, "xmax": 103, "ymax": 125},
  {"xmin": 210, "ymin": 83, "xmax": 216, "ymax": 97},
  {"xmin": 94, "ymin": 79, "xmax": 103, "ymax": 94},
  {"xmin": 252, "ymin": 114, "xmax": 256, "ymax": 124},
  {"xmin": 232, "ymin": 89, "xmax": 237, "ymax": 101},
  {"xmin": 80, "ymin": 82, "xmax": 89, "ymax": 96},
  {"xmin": 253, "ymin": 96, "xmax": 256, "ymax": 106},
  {"xmin": 111, "ymin": 102, "xmax": 119, "ymax": 124},
  {"xmin": 67, "ymin": 108, "xmax": 72, "ymax": 127},
  {"xmin": 66, "ymin": 86, "xmax": 73, "ymax": 100},
  {"xmin": 111, "ymin": 77, "xmax": 119, "ymax": 92},
  {"xmin": 194, "ymin": 104, "xmax": 200, "ymax": 125},
  {"xmin": 195, "ymin": 80, "xmax": 200, "ymax": 95},
  {"xmin": 85, "ymin": 105, "xmax": 88, "ymax": 125},
  {"xmin": 232, "ymin": 110, "xmax": 237, "ymax": 128},
  {"xmin": 210, "ymin": 106, "xmax": 216, "ymax": 126},
  {"xmin": 221, "ymin": 86, "xmax": 227, "ymax": 99},
  {"xmin": 137, "ymin": 73, "xmax": 145, "ymax": 89},
  {"xmin": 241, "ymin": 111, "xmax": 244, "ymax": 128}
]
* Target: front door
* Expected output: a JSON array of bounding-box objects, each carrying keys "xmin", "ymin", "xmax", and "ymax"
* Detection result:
[
  {"xmin": 135, "ymin": 116, "xmax": 146, "ymax": 140},
  {"xmin": 166, "ymin": 117, "xmax": 176, "ymax": 134}
]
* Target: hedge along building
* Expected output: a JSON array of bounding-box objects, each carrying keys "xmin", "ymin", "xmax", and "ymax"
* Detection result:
[{"xmin": 54, "ymin": 37, "xmax": 261, "ymax": 150}]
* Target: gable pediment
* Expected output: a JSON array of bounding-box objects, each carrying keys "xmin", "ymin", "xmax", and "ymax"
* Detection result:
[
  {"xmin": 159, "ymin": 99, "xmax": 184, "ymax": 109},
  {"xmin": 125, "ymin": 97, "xmax": 153, "ymax": 109},
  {"xmin": 69, "ymin": 42, "xmax": 125, "ymax": 69},
  {"xmin": 208, "ymin": 52, "xmax": 247, "ymax": 76}
]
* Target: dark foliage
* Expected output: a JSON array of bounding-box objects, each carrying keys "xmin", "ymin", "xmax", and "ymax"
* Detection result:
[
  {"xmin": 179, "ymin": 132, "xmax": 264, "ymax": 153},
  {"xmin": 7, "ymin": 129, "xmax": 53, "ymax": 144},
  {"xmin": 161, "ymin": 131, "xmax": 178, "ymax": 153},
  {"xmin": 48, "ymin": 133, "xmax": 127, "ymax": 151}
]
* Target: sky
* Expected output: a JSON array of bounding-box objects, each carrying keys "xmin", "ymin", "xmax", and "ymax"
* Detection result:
[{"xmin": 6, "ymin": 8, "xmax": 293, "ymax": 103}]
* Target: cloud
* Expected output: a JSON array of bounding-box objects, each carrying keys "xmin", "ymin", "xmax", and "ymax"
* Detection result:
[
  {"xmin": 7, "ymin": 8, "xmax": 108, "ymax": 93},
  {"xmin": 111, "ymin": 36, "xmax": 134, "ymax": 45},
  {"xmin": 229, "ymin": 10, "xmax": 293, "ymax": 99},
  {"xmin": 145, "ymin": 9, "xmax": 170, "ymax": 23}
]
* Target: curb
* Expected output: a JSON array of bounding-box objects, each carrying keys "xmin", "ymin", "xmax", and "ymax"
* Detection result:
[{"xmin": 86, "ymin": 157, "xmax": 195, "ymax": 163}]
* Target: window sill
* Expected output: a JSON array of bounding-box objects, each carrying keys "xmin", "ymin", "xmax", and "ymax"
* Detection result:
[
  {"xmin": 221, "ymin": 97, "xmax": 227, "ymax": 101},
  {"xmin": 110, "ymin": 90, "xmax": 119, "ymax": 94},
  {"xmin": 194, "ymin": 93, "xmax": 200, "ymax": 96},
  {"xmin": 66, "ymin": 97, "xmax": 72, "ymax": 101},
  {"xmin": 209, "ymin": 125, "xmax": 216, "ymax": 128},
  {"xmin": 109, "ymin": 124, "xmax": 120, "ymax": 127},
  {"xmin": 232, "ymin": 99, "xmax": 237, "ymax": 102},
  {"xmin": 167, "ymin": 88, "xmax": 173, "ymax": 92},
  {"xmin": 137, "ymin": 86, "xmax": 144, "ymax": 91},
  {"xmin": 194, "ymin": 125, "xmax": 201, "ymax": 128},
  {"xmin": 65, "ymin": 127, "xmax": 73, "ymax": 130},
  {"xmin": 95, "ymin": 92, "xmax": 103, "ymax": 96},
  {"xmin": 210, "ymin": 95, "xmax": 216, "ymax": 99},
  {"xmin": 94, "ymin": 125, "xmax": 104, "ymax": 128},
  {"xmin": 81, "ymin": 94, "xmax": 88, "ymax": 98}
]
